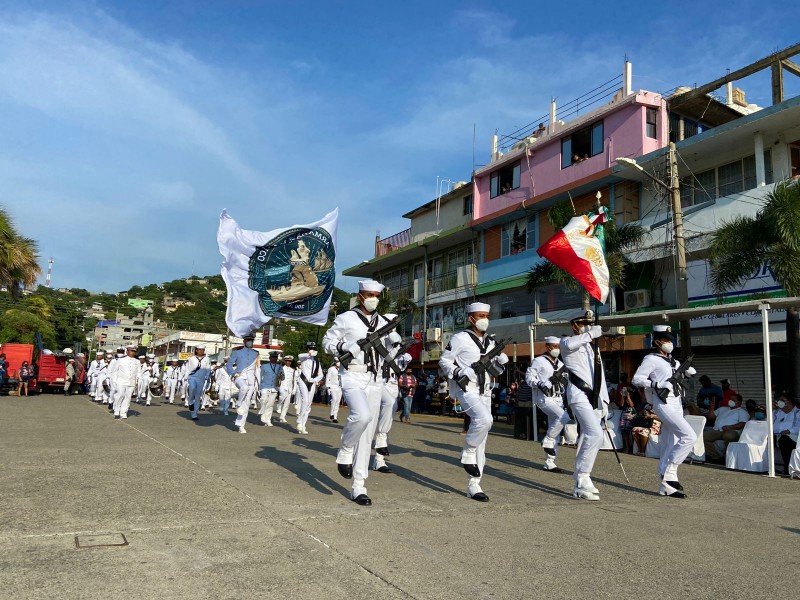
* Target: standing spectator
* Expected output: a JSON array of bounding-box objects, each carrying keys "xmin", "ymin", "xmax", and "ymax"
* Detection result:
[
  {"xmin": 437, "ymin": 376, "xmax": 449, "ymax": 415},
  {"xmin": 19, "ymin": 361, "xmax": 33, "ymax": 397},
  {"xmin": 702, "ymin": 393, "xmax": 750, "ymax": 462},
  {"xmin": 614, "ymin": 373, "xmax": 639, "ymax": 454},
  {"xmin": 0, "ymin": 354, "xmax": 6, "ymax": 391},
  {"xmin": 773, "ymin": 394, "xmax": 800, "ymax": 475},
  {"xmin": 696, "ymin": 375, "xmax": 723, "ymax": 418},
  {"xmin": 64, "ymin": 358, "xmax": 76, "ymax": 396},
  {"xmin": 397, "ymin": 367, "xmax": 417, "ymax": 423}
]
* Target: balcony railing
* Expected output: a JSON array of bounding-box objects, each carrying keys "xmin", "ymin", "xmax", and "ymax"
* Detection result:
[
  {"xmin": 428, "ymin": 270, "xmax": 458, "ymax": 294},
  {"xmin": 376, "ymin": 228, "xmax": 412, "ymax": 257}
]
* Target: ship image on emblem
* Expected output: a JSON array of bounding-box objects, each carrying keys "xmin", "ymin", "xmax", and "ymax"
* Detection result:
[{"xmin": 248, "ymin": 227, "xmax": 336, "ymax": 317}]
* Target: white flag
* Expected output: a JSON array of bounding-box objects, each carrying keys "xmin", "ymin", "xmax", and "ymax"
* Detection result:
[{"xmin": 218, "ymin": 208, "xmax": 339, "ymax": 337}]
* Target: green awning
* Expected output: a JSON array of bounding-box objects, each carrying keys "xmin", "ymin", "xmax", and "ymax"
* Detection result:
[{"xmin": 474, "ymin": 273, "xmax": 529, "ymax": 296}]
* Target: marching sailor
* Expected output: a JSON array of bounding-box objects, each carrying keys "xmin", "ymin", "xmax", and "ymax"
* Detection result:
[
  {"xmin": 164, "ymin": 358, "xmax": 181, "ymax": 404},
  {"xmin": 185, "ymin": 345, "xmax": 212, "ymax": 421},
  {"xmin": 560, "ymin": 311, "xmax": 610, "ymax": 501},
  {"xmin": 141, "ymin": 354, "xmax": 159, "ymax": 406},
  {"xmin": 112, "ymin": 345, "xmax": 140, "ymax": 420},
  {"xmin": 526, "ymin": 335, "xmax": 570, "ymax": 473},
  {"xmin": 95, "ymin": 351, "xmax": 113, "ymax": 404},
  {"xmin": 258, "ymin": 351, "xmax": 284, "ymax": 426},
  {"xmin": 439, "ymin": 302, "xmax": 509, "ymax": 502},
  {"xmin": 631, "ymin": 325, "xmax": 697, "ymax": 498},
  {"xmin": 277, "ymin": 355, "xmax": 296, "ymax": 423},
  {"xmin": 296, "ymin": 342, "xmax": 323, "ymax": 434},
  {"xmin": 373, "ymin": 329, "xmax": 411, "ymax": 474},
  {"xmin": 322, "ymin": 279, "xmax": 392, "ymax": 506},
  {"xmin": 326, "ymin": 358, "xmax": 343, "ymax": 423},
  {"xmin": 227, "ymin": 333, "xmax": 260, "ymax": 433},
  {"xmin": 87, "ymin": 351, "xmax": 104, "ymax": 401},
  {"xmin": 135, "ymin": 355, "xmax": 148, "ymax": 403}
]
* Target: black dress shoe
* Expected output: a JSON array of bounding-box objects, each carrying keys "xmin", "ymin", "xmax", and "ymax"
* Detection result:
[
  {"xmin": 351, "ymin": 494, "xmax": 372, "ymax": 506},
  {"xmin": 332, "ymin": 419, "xmax": 339, "ymax": 423},
  {"xmin": 468, "ymin": 491, "xmax": 490, "ymax": 502},
  {"xmin": 337, "ymin": 463, "xmax": 353, "ymax": 479},
  {"xmin": 191, "ymin": 416, "xmax": 199, "ymax": 421},
  {"xmin": 547, "ymin": 467, "xmax": 564, "ymax": 473},
  {"xmin": 666, "ymin": 480, "xmax": 684, "ymax": 491},
  {"xmin": 463, "ymin": 463, "xmax": 481, "ymax": 478},
  {"xmin": 376, "ymin": 466, "xmax": 393, "ymax": 474},
  {"xmin": 376, "ymin": 447, "xmax": 390, "ymax": 456},
  {"xmin": 660, "ymin": 489, "xmax": 687, "ymax": 498}
]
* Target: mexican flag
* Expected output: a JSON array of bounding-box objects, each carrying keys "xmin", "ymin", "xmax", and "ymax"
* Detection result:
[{"xmin": 537, "ymin": 208, "xmax": 610, "ymax": 303}]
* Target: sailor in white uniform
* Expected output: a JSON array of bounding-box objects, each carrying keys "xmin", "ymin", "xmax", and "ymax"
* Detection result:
[
  {"xmin": 185, "ymin": 345, "xmax": 212, "ymax": 420},
  {"xmin": 373, "ymin": 329, "xmax": 411, "ymax": 474},
  {"xmin": 227, "ymin": 333, "xmax": 260, "ymax": 433},
  {"xmin": 258, "ymin": 351, "xmax": 283, "ymax": 426},
  {"xmin": 87, "ymin": 351, "xmax": 104, "ymax": 401},
  {"xmin": 560, "ymin": 311, "xmax": 610, "ymax": 501},
  {"xmin": 214, "ymin": 358, "xmax": 233, "ymax": 416},
  {"xmin": 526, "ymin": 335, "xmax": 570, "ymax": 472},
  {"xmin": 326, "ymin": 358, "xmax": 343, "ymax": 423},
  {"xmin": 632, "ymin": 325, "xmax": 697, "ymax": 498},
  {"xmin": 277, "ymin": 355, "xmax": 296, "ymax": 423},
  {"xmin": 112, "ymin": 345, "xmax": 140, "ymax": 419},
  {"xmin": 164, "ymin": 358, "xmax": 181, "ymax": 404},
  {"xmin": 296, "ymin": 342, "xmax": 323, "ymax": 434},
  {"xmin": 439, "ymin": 302, "xmax": 508, "ymax": 502}
]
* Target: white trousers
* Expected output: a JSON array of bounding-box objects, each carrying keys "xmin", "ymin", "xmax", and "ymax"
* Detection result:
[
  {"xmin": 188, "ymin": 378, "xmax": 205, "ymax": 418},
  {"xmin": 653, "ymin": 399, "xmax": 697, "ymax": 478},
  {"xmin": 296, "ymin": 382, "xmax": 316, "ymax": 430},
  {"xmin": 328, "ymin": 385, "xmax": 342, "ymax": 419},
  {"xmin": 453, "ymin": 386, "xmax": 492, "ymax": 492},
  {"xmin": 277, "ymin": 386, "xmax": 294, "ymax": 420},
  {"xmin": 235, "ymin": 374, "xmax": 257, "ymax": 409},
  {"xmin": 569, "ymin": 395, "xmax": 603, "ymax": 480},
  {"xmin": 374, "ymin": 381, "xmax": 398, "ymax": 451},
  {"xmin": 535, "ymin": 395, "xmax": 568, "ymax": 454},
  {"xmin": 165, "ymin": 379, "xmax": 178, "ymax": 403},
  {"xmin": 337, "ymin": 373, "xmax": 382, "ymax": 497},
  {"xmin": 112, "ymin": 384, "xmax": 135, "ymax": 418},
  {"xmin": 89, "ymin": 377, "xmax": 98, "ymax": 398},
  {"xmin": 258, "ymin": 389, "xmax": 278, "ymax": 424},
  {"xmin": 138, "ymin": 375, "xmax": 151, "ymax": 400},
  {"xmin": 218, "ymin": 385, "xmax": 232, "ymax": 414}
]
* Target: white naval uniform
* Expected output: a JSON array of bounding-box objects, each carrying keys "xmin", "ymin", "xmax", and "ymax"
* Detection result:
[
  {"xmin": 95, "ymin": 360, "xmax": 112, "ymax": 403},
  {"xmin": 214, "ymin": 366, "xmax": 233, "ymax": 415},
  {"xmin": 178, "ymin": 364, "xmax": 189, "ymax": 404},
  {"xmin": 277, "ymin": 365, "xmax": 297, "ymax": 422},
  {"xmin": 326, "ymin": 364, "xmax": 343, "ymax": 421},
  {"xmin": 185, "ymin": 355, "xmax": 212, "ymax": 419},
  {"xmin": 560, "ymin": 330, "xmax": 610, "ymax": 494},
  {"xmin": 136, "ymin": 362, "xmax": 148, "ymax": 402},
  {"xmin": 322, "ymin": 308, "xmax": 391, "ymax": 499},
  {"xmin": 632, "ymin": 353, "xmax": 697, "ymax": 491},
  {"xmin": 526, "ymin": 354, "xmax": 569, "ymax": 469},
  {"xmin": 227, "ymin": 347, "xmax": 259, "ymax": 426},
  {"xmin": 111, "ymin": 356, "xmax": 139, "ymax": 418},
  {"xmin": 164, "ymin": 365, "xmax": 180, "ymax": 403},
  {"xmin": 106, "ymin": 357, "xmax": 121, "ymax": 405},
  {"xmin": 139, "ymin": 362, "xmax": 159, "ymax": 404},
  {"xmin": 297, "ymin": 353, "xmax": 323, "ymax": 433},
  {"xmin": 87, "ymin": 358, "xmax": 103, "ymax": 399},
  {"xmin": 258, "ymin": 361, "xmax": 283, "ymax": 425},
  {"xmin": 439, "ymin": 330, "xmax": 505, "ymax": 497},
  {"xmin": 372, "ymin": 348, "xmax": 411, "ymax": 471}
]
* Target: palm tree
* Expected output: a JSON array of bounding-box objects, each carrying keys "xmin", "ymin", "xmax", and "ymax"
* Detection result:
[
  {"xmin": 0, "ymin": 206, "xmax": 41, "ymax": 298},
  {"xmin": 709, "ymin": 179, "xmax": 800, "ymax": 399},
  {"xmin": 526, "ymin": 200, "xmax": 645, "ymax": 309}
]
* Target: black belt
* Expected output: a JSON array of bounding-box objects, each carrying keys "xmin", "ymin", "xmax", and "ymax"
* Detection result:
[{"xmin": 567, "ymin": 370, "xmax": 597, "ymax": 408}]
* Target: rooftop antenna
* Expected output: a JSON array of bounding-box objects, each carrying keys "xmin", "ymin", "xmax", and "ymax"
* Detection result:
[{"xmin": 45, "ymin": 257, "xmax": 54, "ymax": 288}]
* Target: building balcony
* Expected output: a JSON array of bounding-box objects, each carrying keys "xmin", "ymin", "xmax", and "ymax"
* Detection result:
[{"xmin": 375, "ymin": 228, "xmax": 412, "ymax": 257}]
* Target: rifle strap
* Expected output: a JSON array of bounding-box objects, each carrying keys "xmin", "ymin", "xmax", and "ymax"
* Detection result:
[{"xmin": 351, "ymin": 309, "xmax": 380, "ymax": 375}]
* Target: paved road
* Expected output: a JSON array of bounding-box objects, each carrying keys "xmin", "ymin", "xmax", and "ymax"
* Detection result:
[{"xmin": 0, "ymin": 394, "xmax": 797, "ymax": 599}]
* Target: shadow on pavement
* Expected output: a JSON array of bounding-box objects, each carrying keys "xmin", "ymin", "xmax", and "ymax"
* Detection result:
[{"xmin": 255, "ymin": 443, "xmax": 350, "ymax": 499}]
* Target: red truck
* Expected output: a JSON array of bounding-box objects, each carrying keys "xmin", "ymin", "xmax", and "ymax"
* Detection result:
[{"xmin": 0, "ymin": 343, "xmax": 85, "ymax": 394}]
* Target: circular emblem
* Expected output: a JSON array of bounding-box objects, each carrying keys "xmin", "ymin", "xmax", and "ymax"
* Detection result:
[{"xmin": 248, "ymin": 227, "xmax": 336, "ymax": 317}]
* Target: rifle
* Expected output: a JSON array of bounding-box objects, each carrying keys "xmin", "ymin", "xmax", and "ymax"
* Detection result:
[
  {"xmin": 456, "ymin": 336, "xmax": 511, "ymax": 392},
  {"xmin": 338, "ymin": 315, "xmax": 401, "ymax": 368},
  {"xmin": 548, "ymin": 362, "xmax": 568, "ymax": 397},
  {"xmin": 656, "ymin": 354, "xmax": 695, "ymax": 403},
  {"xmin": 382, "ymin": 341, "xmax": 415, "ymax": 377}
]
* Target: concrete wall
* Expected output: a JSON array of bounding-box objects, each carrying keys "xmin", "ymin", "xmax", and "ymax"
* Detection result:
[{"xmin": 410, "ymin": 193, "xmax": 471, "ymax": 241}]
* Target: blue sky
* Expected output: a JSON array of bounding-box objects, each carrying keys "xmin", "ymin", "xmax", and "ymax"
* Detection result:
[{"xmin": 0, "ymin": 0, "xmax": 797, "ymax": 293}]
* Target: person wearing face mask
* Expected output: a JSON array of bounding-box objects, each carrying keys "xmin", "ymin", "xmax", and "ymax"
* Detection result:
[
  {"xmin": 695, "ymin": 375, "xmax": 723, "ymax": 422},
  {"xmin": 322, "ymin": 279, "xmax": 394, "ymax": 506},
  {"xmin": 372, "ymin": 326, "xmax": 411, "ymax": 474},
  {"xmin": 439, "ymin": 302, "xmax": 509, "ymax": 503},
  {"xmin": 559, "ymin": 311, "xmax": 609, "ymax": 501},
  {"xmin": 632, "ymin": 325, "xmax": 697, "ymax": 498},
  {"xmin": 276, "ymin": 355, "xmax": 297, "ymax": 423},
  {"xmin": 326, "ymin": 358, "xmax": 342, "ymax": 423},
  {"xmin": 185, "ymin": 345, "xmax": 212, "ymax": 421},
  {"xmin": 227, "ymin": 333, "xmax": 260, "ymax": 433},
  {"xmin": 703, "ymin": 392, "xmax": 750, "ymax": 462},
  {"xmin": 772, "ymin": 394, "xmax": 800, "ymax": 475},
  {"xmin": 526, "ymin": 336, "xmax": 570, "ymax": 472},
  {"xmin": 296, "ymin": 342, "xmax": 323, "ymax": 434}
]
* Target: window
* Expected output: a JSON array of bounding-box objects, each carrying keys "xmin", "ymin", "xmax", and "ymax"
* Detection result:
[
  {"xmin": 718, "ymin": 159, "xmax": 745, "ymax": 197},
  {"xmin": 679, "ymin": 150, "xmax": 774, "ymax": 207},
  {"xmin": 501, "ymin": 216, "xmax": 536, "ymax": 256},
  {"xmin": 380, "ymin": 268, "xmax": 408, "ymax": 293},
  {"xmin": 490, "ymin": 161, "xmax": 520, "ymax": 198},
  {"xmin": 646, "ymin": 108, "xmax": 658, "ymax": 139},
  {"xmin": 447, "ymin": 247, "xmax": 473, "ymax": 271},
  {"xmin": 561, "ymin": 120, "xmax": 604, "ymax": 168},
  {"xmin": 485, "ymin": 289, "xmax": 538, "ymax": 318},
  {"xmin": 463, "ymin": 194, "xmax": 473, "ymax": 215},
  {"xmin": 680, "ymin": 169, "xmax": 716, "ymax": 208},
  {"xmin": 668, "ymin": 113, "xmax": 681, "ymax": 144}
]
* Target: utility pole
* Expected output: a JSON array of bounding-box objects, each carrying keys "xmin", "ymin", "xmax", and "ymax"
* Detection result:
[{"xmin": 668, "ymin": 142, "xmax": 692, "ymax": 356}]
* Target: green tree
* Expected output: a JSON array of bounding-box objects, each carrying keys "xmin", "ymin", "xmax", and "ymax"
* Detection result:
[
  {"xmin": 0, "ymin": 309, "xmax": 56, "ymax": 348},
  {"xmin": 0, "ymin": 206, "xmax": 41, "ymax": 298},
  {"xmin": 709, "ymin": 179, "xmax": 800, "ymax": 399},
  {"xmin": 526, "ymin": 200, "xmax": 645, "ymax": 309}
]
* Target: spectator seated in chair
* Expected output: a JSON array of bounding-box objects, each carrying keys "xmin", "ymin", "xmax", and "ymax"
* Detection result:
[
  {"xmin": 773, "ymin": 394, "xmax": 800, "ymax": 475},
  {"xmin": 631, "ymin": 402, "xmax": 661, "ymax": 456},
  {"xmin": 703, "ymin": 393, "xmax": 750, "ymax": 463}
]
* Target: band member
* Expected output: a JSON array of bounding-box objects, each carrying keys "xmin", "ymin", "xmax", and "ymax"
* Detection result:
[
  {"xmin": 439, "ymin": 302, "xmax": 509, "ymax": 502},
  {"xmin": 297, "ymin": 342, "xmax": 323, "ymax": 434},
  {"xmin": 277, "ymin": 355, "xmax": 296, "ymax": 423},
  {"xmin": 185, "ymin": 345, "xmax": 212, "ymax": 421},
  {"xmin": 560, "ymin": 311, "xmax": 609, "ymax": 501},
  {"xmin": 164, "ymin": 358, "xmax": 181, "ymax": 404},
  {"xmin": 87, "ymin": 351, "xmax": 104, "ymax": 401},
  {"xmin": 526, "ymin": 335, "xmax": 569, "ymax": 472},
  {"xmin": 214, "ymin": 358, "xmax": 233, "ymax": 416},
  {"xmin": 326, "ymin": 358, "xmax": 343, "ymax": 423},
  {"xmin": 227, "ymin": 333, "xmax": 259, "ymax": 433},
  {"xmin": 322, "ymin": 279, "xmax": 393, "ymax": 506},
  {"xmin": 258, "ymin": 351, "xmax": 283, "ymax": 426},
  {"xmin": 632, "ymin": 325, "xmax": 697, "ymax": 498},
  {"xmin": 373, "ymin": 329, "xmax": 411, "ymax": 474},
  {"xmin": 111, "ymin": 345, "xmax": 140, "ymax": 419}
]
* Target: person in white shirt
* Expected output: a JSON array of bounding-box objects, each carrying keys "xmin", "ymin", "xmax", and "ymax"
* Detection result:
[
  {"xmin": 227, "ymin": 333, "xmax": 260, "ymax": 432},
  {"xmin": 632, "ymin": 325, "xmax": 697, "ymax": 498},
  {"xmin": 373, "ymin": 330, "xmax": 411, "ymax": 474},
  {"xmin": 297, "ymin": 342, "xmax": 324, "ymax": 434},
  {"xmin": 277, "ymin": 355, "xmax": 297, "ymax": 423},
  {"xmin": 213, "ymin": 359, "xmax": 233, "ymax": 416},
  {"xmin": 703, "ymin": 393, "xmax": 750, "ymax": 461},
  {"xmin": 86, "ymin": 351, "xmax": 104, "ymax": 401},
  {"xmin": 773, "ymin": 394, "xmax": 800, "ymax": 475},
  {"xmin": 135, "ymin": 355, "xmax": 148, "ymax": 403},
  {"xmin": 164, "ymin": 358, "xmax": 181, "ymax": 404},
  {"xmin": 439, "ymin": 302, "xmax": 508, "ymax": 503},
  {"xmin": 326, "ymin": 358, "xmax": 343, "ymax": 423},
  {"xmin": 112, "ymin": 345, "xmax": 140, "ymax": 419},
  {"xmin": 525, "ymin": 336, "xmax": 569, "ymax": 473},
  {"xmin": 95, "ymin": 351, "xmax": 114, "ymax": 404},
  {"xmin": 185, "ymin": 346, "xmax": 212, "ymax": 421},
  {"xmin": 258, "ymin": 351, "xmax": 284, "ymax": 426}
]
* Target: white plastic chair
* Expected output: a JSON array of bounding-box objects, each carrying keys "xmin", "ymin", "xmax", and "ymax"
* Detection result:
[
  {"xmin": 601, "ymin": 409, "xmax": 623, "ymax": 450},
  {"xmin": 684, "ymin": 415, "xmax": 707, "ymax": 463},
  {"xmin": 725, "ymin": 420, "xmax": 769, "ymax": 472}
]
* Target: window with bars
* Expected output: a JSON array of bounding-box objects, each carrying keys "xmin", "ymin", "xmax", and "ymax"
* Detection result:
[
  {"xmin": 646, "ymin": 108, "xmax": 658, "ymax": 139},
  {"xmin": 500, "ymin": 216, "xmax": 536, "ymax": 257},
  {"xmin": 679, "ymin": 150, "xmax": 773, "ymax": 207},
  {"xmin": 490, "ymin": 162, "xmax": 521, "ymax": 198}
]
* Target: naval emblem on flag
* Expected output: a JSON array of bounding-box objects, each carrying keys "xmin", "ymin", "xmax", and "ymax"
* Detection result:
[{"xmin": 218, "ymin": 208, "xmax": 339, "ymax": 336}]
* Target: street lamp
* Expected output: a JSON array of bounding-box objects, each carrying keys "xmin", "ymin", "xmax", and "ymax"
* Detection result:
[{"xmin": 616, "ymin": 143, "xmax": 692, "ymax": 356}]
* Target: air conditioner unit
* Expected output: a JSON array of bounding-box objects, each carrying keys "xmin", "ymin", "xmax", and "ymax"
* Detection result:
[
  {"xmin": 602, "ymin": 325, "xmax": 626, "ymax": 336},
  {"xmin": 426, "ymin": 328, "xmax": 441, "ymax": 342},
  {"xmin": 624, "ymin": 289, "xmax": 651, "ymax": 311}
]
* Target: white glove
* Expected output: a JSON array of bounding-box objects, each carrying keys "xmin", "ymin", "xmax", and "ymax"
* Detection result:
[
  {"xmin": 656, "ymin": 381, "xmax": 673, "ymax": 393},
  {"xmin": 600, "ymin": 401, "xmax": 609, "ymax": 419},
  {"xmin": 343, "ymin": 342, "xmax": 361, "ymax": 357},
  {"xmin": 494, "ymin": 352, "xmax": 509, "ymax": 366},
  {"xmin": 460, "ymin": 367, "xmax": 477, "ymax": 381},
  {"xmin": 588, "ymin": 325, "xmax": 603, "ymax": 339},
  {"xmin": 387, "ymin": 331, "xmax": 402, "ymax": 345},
  {"xmin": 685, "ymin": 366, "xmax": 696, "ymax": 377},
  {"xmin": 538, "ymin": 380, "xmax": 553, "ymax": 390}
]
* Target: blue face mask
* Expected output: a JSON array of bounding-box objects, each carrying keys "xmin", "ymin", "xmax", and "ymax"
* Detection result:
[
  {"xmin": 755, "ymin": 411, "xmax": 765, "ymax": 420},
  {"xmin": 703, "ymin": 399, "xmax": 710, "ymax": 406}
]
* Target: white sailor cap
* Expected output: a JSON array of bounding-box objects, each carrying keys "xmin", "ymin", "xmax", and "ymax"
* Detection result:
[
  {"xmin": 653, "ymin": 325, "xmax": 671, "ymax": 333},
  {"xmin": 210, "ymin": 358, "xmax": 218, "ymax": 363},
  {"xmin": 137, "ymin": 355, "xmax": 146, "ymax": 359},
  {"xmin": 282, "ymin": 355, "xmax": 294, "ymax": 361},
  {"xmin": 105, "ymin": 350, "xmax": 114, "ymax": 355},
  {"xmin": 146, "ymin": 353, "xmax": 155, "ymax": 359},
  {"xmin": 467, "ymin": 302, "xmax": 490, "ymax": 314},
  {"xmin": 196, "ymin": 344, "xmax": 206, "ymax": 350},
  {"xmin": 171, "ymin": 357, "xmax": 179, "ymax": 362},
  {"xmin": 544, "ymin": 336, "xmax": 560, "ymax": 344},
  {"xmin": 358, "ymin": 279, "xmax": 385, "ymax": 293},
  {"xmin": 126, "ymin": 344, "xmax": 137, "ymax": 350},
  {"xmin": 95, "ymin": 351, "xmax": 103, "ymax": 355},
  {"xmin": 76, "ymin": 353, "xmax": 85, "ymax": 357}
]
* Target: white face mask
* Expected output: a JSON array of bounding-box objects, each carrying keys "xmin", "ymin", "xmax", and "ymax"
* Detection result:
[
  {"xmin": 473, "ymin": 318, "xmax": 489, "ymax": 332},
  {"xmin": 728, "ymin": 400, "xmax": 736, "ymax": 408},
  {"xmin": 244, "ymin": 340, "xmax": 254, "ymax": 348},
  {"xmin": 660, "ymin": 342, "xmax": 674, "ymax": 354},
  {"xmin": 362, "ymin": 297, "xmax": 380, "ymax": 312},
  {"xmin": 309, "ymin": 350, "xmax": 318, "ymax": 357},
  {"xmin": 549, "ymin": 348, "xmax": 560, "ymax": 358},
  {"xmin": 777, "ymin": 400, "xmax": 786, "ymax": 409}
]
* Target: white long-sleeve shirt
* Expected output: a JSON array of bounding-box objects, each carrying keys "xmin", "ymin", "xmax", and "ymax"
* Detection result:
[
  {"xmin": 773, "ymin": 407, "xmax": 800, "ymax": 435},
  {"xmin": 112, "ymin": 356, "xmax": 140, "ymax": 387},
  {"xmin": 322, "ymin": 309, "xmax": 393, "ymax": 371},
  {"xmin": 559, "ymin": 331, "xmax": 609, "ymax": 407},
  {"xmin": 165, "ymin": 365, "xmax": 181, "ymax": 381},
  {"xmin": 299, "ymin": 354, "xmax": 323, "ymax": 386},
  {"xmin": 185, "ymin": 355, "xmax": 212, "ymax": 383},
  {"xmin": 281, "ymin": 365, "xmax": 296, "ymax": 391},
  {"xmin": 439, "ymin": 330, "xmax": 503, "ymax": 393},
  {"xmin": 325, "ymin": 365, "xmax": 341, "ymax": 388},
  {"xmin": 526, "ymin": 354, "xmax": 565, "ymax": 402},
  {"xmin": 632, "ymin": 353, "xmax": 684, "ymax": 405}
]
